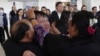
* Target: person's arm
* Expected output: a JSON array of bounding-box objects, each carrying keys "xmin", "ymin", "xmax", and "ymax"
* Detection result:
[
  {"xmin": 23, "ymin": 50, "xmax": 36, "ymax": 56},
  {"xmin": 50, "ymin": 22, "xmax": 61, "ymax": 34}
]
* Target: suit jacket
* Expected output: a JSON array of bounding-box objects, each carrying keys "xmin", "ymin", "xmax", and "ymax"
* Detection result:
[
  {"xmin": 10, "ymin": 15, "xmax": 19, "ymax": 26},
  {"xmin": 49, "ymin": 11, "xmax": 62, "ymax": 23},
  {"xmin": 50, "ymin": 11, "xmax": 70, "ymax": 34}
]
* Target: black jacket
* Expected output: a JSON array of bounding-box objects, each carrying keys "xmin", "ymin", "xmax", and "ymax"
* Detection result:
[
  {"xmin": 43, "ymin": 34, "xmax": 100, "ymax": 56},
  {"xmin": 49, "ymin": 11, "xmax": 62, "ymax": 23},
  {"xmin": 3, "ymin": 39, "xmax": 45, "ymax": 56},
  {"xmin": 50, "ymin": 11, "xmax": 70, "ymax": 34}
]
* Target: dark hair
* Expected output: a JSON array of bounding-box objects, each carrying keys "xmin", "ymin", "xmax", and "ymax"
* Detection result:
[
  {"xmin": 74, "ymin": 5, "xmax": 77, "ymax": 7},
  {"xmin": 92, "ymin": 6, "xmax": 97, "ymax": 10},
  {"xmin": 41, "ymin": 6, "xmax": 46, "ymax": 9},
  {"xmin": 56, "ymin": 2, "xmax": 62, "ymax": 7},
  {"xmin": 81, "ymin": 5, "xmax": 87, "ymax": 10},
  {"xmin": 0, "ymin": 7, "xmax": 4, "ymax": 10},
  {"xmin": 35, "ymin": 11, "xmax": 48, "ymax": 20},
  {"xmin": 11, "ymin": 22, "xmax": 29, "ymax": 42},
  {"xmin": 32, "ymin": 6, "xmax": 35, "ymax": 8},
  {"xmin": 17, "ymin": 9, "xmax": 23, "ymax": 16},
  {"xmin": 72, "ymin": 11, "xmax": 94, "ymax": 36}
]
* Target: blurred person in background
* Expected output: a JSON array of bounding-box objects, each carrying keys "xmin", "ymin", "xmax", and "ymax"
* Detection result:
[
  {"xmin": 0, "ymin": 7, "xmax": 5, "ymax": 44},
  {"xmin": 10, "ymin": 9, "xmax": 24, "ymax": 27},
  {"xmin": 46, "ymin": 9, "xmax": 51, "ymax": 19},
  {"xmin": 49, "ymin": 2, "xmax": 64, "ymax": 23},
  {"xmin": 81, "ymin": 5, "xmax": 87, "ymax": 11},
  {"xmin": 41, "ymin": 6, "xmax": 47, "ymax": 14},
  {"xmin": 9, "ymin": 5, "xmax": 17, "ymax": 26},
  {"xmin": 91, "ymin": 6, "xmax": 97, "ymax": 18},
  {"xmin": 2, "ymin": 7, "xmax": 10, "ymax": 39}
]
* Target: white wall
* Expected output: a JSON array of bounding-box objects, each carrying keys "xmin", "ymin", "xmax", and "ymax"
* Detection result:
[
  {"xmin": 23, "ymin": 2, "xmax": 38, "ymax": 7},
  {"xmin": 38, "ymin": 0, "xmax": 71, "ymax": 12},
  {"xmin": 58, "ymin": 0, "xmax": 70, "ymax": 2},
  {"xmin": 38, "ymin": 0, "xmax": 56, "ymax": 11},
  {"xmin": 82, "ymin": 0, "xmax": 92, "ymax": 11},
  {"xmin": 77, "ymin": 0, "xmax": 82, "ymax": 10},
  {"xmin": 91, "ymin": 0, "xmax": 100, "ymax": 11}
]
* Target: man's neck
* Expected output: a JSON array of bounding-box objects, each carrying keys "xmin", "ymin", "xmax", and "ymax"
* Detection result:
[{"xmin": 56, "ymin": 10, "xmax": 62, "ymax": 13}]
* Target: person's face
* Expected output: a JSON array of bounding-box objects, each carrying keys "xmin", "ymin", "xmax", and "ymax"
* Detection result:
[
  {"xmin": 93, "ymin": 8, "xmax": 97, "ymax": 13},
  {"xmin": 18, "ymin": 10, "xmax": 23, "ymax": 16},
  {"xmin": 46, "ymin": 10, "xmax": 50, "ymax": 15},
  {"xmin": 32, "ymin": 7, "xmax": 36, "ymax": 11},
  {"xmin": 81, "ymin": 6, "xmax": 87, "ymax": 11},
  {"xmin": 12, "ymin": 6, "xmax": 16, "ymax": 11},
  {"xmin": 37, "ymin": 16, "xmax": 50, "ymax": 32},
  {"xmin": 74, "ymin": 6, "xmax": 77, "ymax": 10},
  {"xmin": 0, "ymin": 9, "xmax": 3, "ymax": 13},
  {"xmin": 23, "ymin": 9, "xmax": 26, "ymax": 13},
  {"xmin": 69, "ymin": 6, "xmax": 74, "ymax": 12},
  {"xmin": 68, "ymin": 21, "xmax": 78, "ymax": 38},
  {"xmin": 27, "ymin": 22, "xmax": 34, "ymax": 40},
  {"xmin": 36, "ymin": 6, "xmax": 39, "ymax": 11},
  {"xmin": 41, "ymin": 8, "xmax": 47, "ymax": 13},
  {"xmin": 64, "ymin": 6, "xmax": 69, "ymax": 11},
  {"xmin": 56, "ymin": 3, "xmax": 64, "ymax": 12}
]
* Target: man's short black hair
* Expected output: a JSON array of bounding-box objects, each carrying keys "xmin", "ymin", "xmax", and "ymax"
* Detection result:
[
  {"xmin": 92, "ymin": 6, "xmax": 97, "ymax": 10},
  {"xmin": 35, "ymin": 11, "xmax": 48, "ymax": 20},
  {"xmin": 11, "ymin": 21, "xmax": 30, "ymax": 42},
  {"xmin": 41, "ymin": 6, "xmax": 46, "ymax": 9},
  {"xmin": 56, "ymin": 2, "xmax": 62, "ymax": 7}
]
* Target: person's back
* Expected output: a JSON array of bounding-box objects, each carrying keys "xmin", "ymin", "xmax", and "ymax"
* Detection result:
[
  {"xmin": 3, "ymin": 19, "xmax": 45, "ymax": 56},
  {"xmin": 63, "ymin": 11, "xmax": 100, "ymax": 56},
  {"xmin": 60, "ymin": 36, "xmax": 100, "ymax": 56},
  {"xmin": 3, "ymin": 39, "xmax": 45, "ymax": 56}
]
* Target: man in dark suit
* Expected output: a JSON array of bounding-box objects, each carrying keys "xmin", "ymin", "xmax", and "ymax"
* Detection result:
[
  {"xmin": 50, "ymin": 2, "xmax": 70, "ymax": 35},
  {"xmin": 0, "ymin": 7, "xmax": 10, "ymax": 44},
  {"xmin": 49, "ymin": 2, "xmax": 64, "ymax": 23},
  {"xmin": 2, "ymin": 8, "xmax": 10, "ymax": 39},
  {"xmin": 9, "ymin": 5, "xmax": 17, "ymax": 27}
]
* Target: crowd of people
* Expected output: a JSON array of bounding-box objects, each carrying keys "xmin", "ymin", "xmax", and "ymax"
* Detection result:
[{"xmin": 1, "ymin": 1, "xmax": 100, "ymax": 56}]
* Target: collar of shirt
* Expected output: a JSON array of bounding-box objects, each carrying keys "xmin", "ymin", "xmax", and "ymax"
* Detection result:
[{"xmin": 56, "ymin": 11, "xmax": 62, "ymax": 19}]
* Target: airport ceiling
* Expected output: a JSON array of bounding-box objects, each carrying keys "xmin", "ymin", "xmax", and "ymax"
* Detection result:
[{"xmin": 8, "ymin": 0, "xmax": 38, "ymax": 2}]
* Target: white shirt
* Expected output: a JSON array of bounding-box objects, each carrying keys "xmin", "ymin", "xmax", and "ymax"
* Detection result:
[{"xmin": 57, "ymin": 12, "xmax": 61, "ymax": 19}]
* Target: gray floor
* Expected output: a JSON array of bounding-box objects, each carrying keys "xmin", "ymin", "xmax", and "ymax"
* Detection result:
[{"xmin": 0, "ymin": 43, "xmax": 5, "ymax": 56}]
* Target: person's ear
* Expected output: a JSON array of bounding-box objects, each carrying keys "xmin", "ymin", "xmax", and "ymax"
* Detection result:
[{"xmin": 26, "ymin": 31, "xmax": 32, "ymax": 39}]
